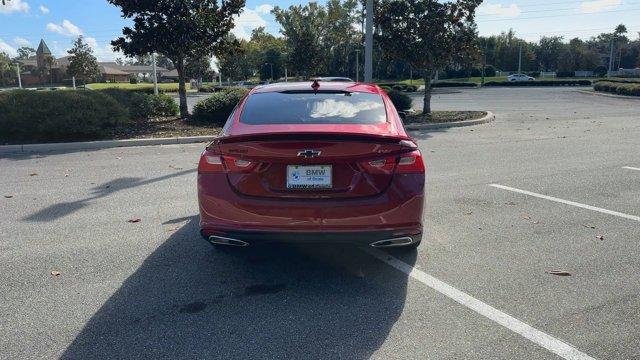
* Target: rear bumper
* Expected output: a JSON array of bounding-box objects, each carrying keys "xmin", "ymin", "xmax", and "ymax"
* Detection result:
[
  {"xmin": 200, "ymin": 229, "xmax": 423, "ymax": 246},
  {"xmin": 198, "ymin": 172, "xmax": 425, "ymax": 242}
]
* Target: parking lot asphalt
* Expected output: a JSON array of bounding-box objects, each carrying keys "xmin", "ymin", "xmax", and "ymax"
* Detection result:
[{"xmin": 2, "ymin": 87, "xmax": 639, "ymax": 359}]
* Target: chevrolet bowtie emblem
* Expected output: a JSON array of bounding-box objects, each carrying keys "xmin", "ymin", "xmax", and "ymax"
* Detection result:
[{"xmin": 297, "ymin": 150, "xmax": 322, "ymax": 158}]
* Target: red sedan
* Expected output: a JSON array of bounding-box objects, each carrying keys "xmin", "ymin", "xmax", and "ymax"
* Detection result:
[{"xmin": 197, "ymin": 81, "xmax": 425, "ymax": 249}]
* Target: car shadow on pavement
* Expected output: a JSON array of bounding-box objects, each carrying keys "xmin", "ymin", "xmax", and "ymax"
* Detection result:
[
  {"xmin": 61, "ymin": 217, "xmax": 417, "ymax": 360},
  {"xmin": 22, "ymin": 169, "xmax": 195, "ymax": 222}
]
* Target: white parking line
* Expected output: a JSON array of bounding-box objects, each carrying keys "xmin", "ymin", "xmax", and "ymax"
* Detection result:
[
  {"xmin": 623, "ymin": 166, "xmax": 640, "ymax": 171},
  {"xmin": 365, "ymin": 248, "xmax": 594, "ymax": 360},
  {"xmin": 489, "ymin": 184, "xmax": 640, "ymax": 222}
]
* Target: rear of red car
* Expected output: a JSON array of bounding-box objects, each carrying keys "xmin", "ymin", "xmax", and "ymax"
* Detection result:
[{"xmin": 197, "ymin": 82, "xmax": 425, "ymax": 248}]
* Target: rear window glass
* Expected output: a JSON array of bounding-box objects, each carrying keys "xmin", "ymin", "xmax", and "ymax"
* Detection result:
[{"xmin": 239, "ymin": 92, "xmax": 387, "ymax": 125}]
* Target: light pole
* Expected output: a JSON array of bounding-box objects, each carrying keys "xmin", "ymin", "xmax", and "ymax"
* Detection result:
[
  {"xmin": 15, "ymin": 62, "xmax": 22, "ymax": 89},
  {"xmin": 152, "ymin": 53, "xmax": 158, "ymax": 95},
  {"xmin": 355, "ymin": 49, "xmax": 361, "ymax": 82},
  {"xmin": 517, "ymin": 43, "xmax": 522, "ymax": 74},
  {"xmin": 364, "ymin": 0, "xmax": 373, "ymax": 83},
  {"xmin": 607, "ymin": 38, "xmax": 615, "ymax": 78}
]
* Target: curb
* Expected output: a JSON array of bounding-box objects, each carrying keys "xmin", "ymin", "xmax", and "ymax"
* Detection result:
[
  {"xmin": 576, "ymin": 89, "xmax": 640, "ymax": 100},
  {"xmin": 0, "ymin": 136, "xmax": 216, "ymax": 155},
  {"xmin": 405, "ymin": 111, "xmax": 495, "ymax": 131}
]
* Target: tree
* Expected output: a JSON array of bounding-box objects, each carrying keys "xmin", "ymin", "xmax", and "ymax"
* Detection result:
[
  {"xmin": 273, "ymin": 3, "xmax": 326, "ymax": 78},
  {"xmin": 0, "ymin": 52, "xmax": 16, "ymax": 86},
  {"xmin": 109, "ymin": 0, "xmax": 245, "ymax": 118},
  {"xmin": 16, "ymin": 47, "xmax": 36, "ymax": 60},
  {"xmin": 67, "ymin": 36, "xmax": 101, "ymax": 84},
  {"xmin": 376, "ymin": 0, "xmax": 482, "ymax": 114},
  {"xmin": 185, "ymin": 55, "xmax": 213, "ymax": 85},
  {"xmin": 536, "ymin": 36, "xmax": 564, "ymax": 71}
]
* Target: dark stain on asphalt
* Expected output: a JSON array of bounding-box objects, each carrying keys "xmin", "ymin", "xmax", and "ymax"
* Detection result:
[
  {"xmin": 179, "ymin": 301, "xmax": 208, "ymax": 314},
  {"xmin": 244, "ymin": 283, "xmax": 287, "ymax": 296}
]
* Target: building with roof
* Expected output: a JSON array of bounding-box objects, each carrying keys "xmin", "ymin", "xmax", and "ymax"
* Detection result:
[{"xmin": 16, "ymin": 39, "xmax": 171, "ymax": 86}]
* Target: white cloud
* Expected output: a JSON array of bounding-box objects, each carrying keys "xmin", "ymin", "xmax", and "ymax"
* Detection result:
[
  {"xmin": 0, "ymin": 38, "xmax": 18, "ymax": 57},
  {"xmin": 84, "ymin": 36, "xmax": 120, "ymax": 61},
  {"xmin": 46, "ymin": 19, "xmax": 82, "ymax": 37},
  {"xmin": 0, "ymin": 0, "xmax": 30, "ymax": 14},
  {"xmin": 255, "ymin": 4, "xmax": 273, "ymax": 14},
  {"xmin": 39, "ymin": 4, "xmax": 49, "ymax": 14},
  {"xmin": 232, "ymin": 6, "xmax": 269, "ymax": 40},
  {"xmin": 580, "ymin": 0, "xmax": 621, "ymax": 13},
  {"xmin": 13, "ymin": 36, "xmax": 31, "ymax": 47},
  {"xmin": 478, "ymin": 3, "xmax": 521, "ymax": 18}
]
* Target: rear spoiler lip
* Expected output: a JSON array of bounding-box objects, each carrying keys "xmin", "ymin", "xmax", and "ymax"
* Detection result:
[{"xmin": 211, "ymin": 132, "xmax": 413, "ymax": 146}]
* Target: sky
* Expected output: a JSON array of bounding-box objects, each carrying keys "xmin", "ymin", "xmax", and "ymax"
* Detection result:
[{"xmin": 1, "ymin": 0, "xmax": 639, "ymax": 63}]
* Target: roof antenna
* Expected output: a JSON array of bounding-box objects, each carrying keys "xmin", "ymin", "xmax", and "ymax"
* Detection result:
[{"xmin": 311, "ymin": 80, "xmax": 320, "ymax": 93}]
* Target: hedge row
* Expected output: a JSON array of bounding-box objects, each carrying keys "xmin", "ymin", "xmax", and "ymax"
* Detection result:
[
  {"xmin": 0, "ymin": 89, "xmax": 179, "ymax": 143},
  {"xmin": 594, "ymin": 81, "xmax": 640, "ymax": 96},
  {"xmin": 484, "ymin": 80, "xmax": 592, "ymax": 87},
  {"xmin": 386, "ymin": 90, "xmax": 412, "ymax": 110},
  {"xmin": 433, "ymin": 81, "xmax": 477, "ymax": 88},
  {"xmin": 0, "ymin": 90, "xmax": 129, "ymax": 142},
  {"xmin": 593, "ymin": 78, "xmax": 640, "ymax": 85},
  {"xmin": 378, "ymin": 83, "xmax": 419, "ymax": 92},
  {"xmin": 98, "ymin": 89, "xmax": 178, "ymax": 120},
  {"xmin": 191, "ymin": 87, "xmax": 249, "ymax": 126}
]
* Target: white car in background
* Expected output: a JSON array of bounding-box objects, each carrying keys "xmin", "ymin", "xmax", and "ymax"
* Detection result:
[{"xmin": 507, "ymin": 74, "xmax": 535, "ymax": 82}]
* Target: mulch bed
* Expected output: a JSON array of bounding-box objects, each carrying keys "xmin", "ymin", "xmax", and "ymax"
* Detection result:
[
  {"xmin": 111, "ymin": 117, "xmax": 221, "ymax": 139},
  {"xmin": 405, "ymin": 111, "xmax": 487, "ymax": 124}
]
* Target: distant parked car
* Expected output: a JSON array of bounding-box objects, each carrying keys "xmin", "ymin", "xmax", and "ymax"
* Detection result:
[
  {"xmin": 313, "ymin": 77, "xmax": 354, "ymax": 82},
  {"xmin": 507, "ymin": 74, "xmax": 535, "ymax": 82}
]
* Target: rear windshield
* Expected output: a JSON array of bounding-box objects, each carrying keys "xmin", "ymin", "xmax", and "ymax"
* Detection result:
[{"xmin": 239, "ymin": 92, "xmax": 387, "ymax": 125}]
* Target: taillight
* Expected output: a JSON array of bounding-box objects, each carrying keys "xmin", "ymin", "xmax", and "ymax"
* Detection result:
[
  {"xmin": 396, "ymin": 150, "xmax": 425, "ymax": 174},
  {"xmin": 198, "ymin": 151, "xmax": 255, "ymax": 173},
  {"xmin": 198, "ymin": 151, "xmax": 225, "ymax": 173}
]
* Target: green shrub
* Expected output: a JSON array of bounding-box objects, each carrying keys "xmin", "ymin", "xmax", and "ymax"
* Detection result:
[
  {"xmin": 0, "ymin": 90, "xmax": 128, "ymax": 142},
  {"xmin": 594, "ymin": 81, "xmax": 640, "ymax": 96},
  {"xmin": 484, "ymin": 65, "xmax": 496, "ymax": 77},
  {"xmin": 198, "ymin": 84, "xmax": 221, "ymax": 93},
  {"xmin": 392, "ymin": 84, "xmax": 407, "ymax": 91},
  {"xmin": 190, "ymin": 87, "xmax": 249, "ymax": 125},
  {"xmin": 386, "ymin": 90, "xmax": 412, "ymax": 110},
  {"xmin": 433, "ymin": 81, "xmax": 477, "ymax": 88},
  {"xmin": 98, "ymin": 88, "xmax": 153, "ymax": 120},
  {"xmin": 148, "ymin": 93, "xmax": 178, "ymax": 116},
  {"xmin": 129, "ymin": 77, "xmax": 138, "ymax": 84},
  {"xmin": 405, "ymin": 85, "xmax": 418, "ymax": 92},
  {"xmin": 594, "ymin": 65, "xmax": 608, "ymax": 77},
  {"xmin": 484, "ymin": 80, "xmax": 591, "ymax": 87},
  {"xmin": 379, "ymin": 85, "xmax": 392, "ymax": 92}
]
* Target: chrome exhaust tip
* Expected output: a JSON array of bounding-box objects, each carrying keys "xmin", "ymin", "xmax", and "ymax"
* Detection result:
[
  {"xmin": 208, "ymin": 235, "xmax": 250, "ymax": 247},
  {"xmin": 370, "ymin": 237, "xmax": 414, "ymax": 248}
]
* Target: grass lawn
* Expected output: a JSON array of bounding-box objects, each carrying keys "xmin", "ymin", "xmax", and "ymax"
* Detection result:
[{"xmin": 87, "ymin": 83, "xmax": 192, "ymax": 92}]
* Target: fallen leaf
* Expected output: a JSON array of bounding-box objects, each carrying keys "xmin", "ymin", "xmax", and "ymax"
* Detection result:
[
  {"xmin": 596, "ymin": 235, "xmax": 604, "ymax": 241},
  {"xmin": 64, "ymin": 173, "xmax": 70, "ymax": 177},
  {"xmin": 463, "ymin": 211, "xmax": 473, "ymax": 216},
  {"xmin": 167, "ymin": 225, "xmax": 179, "ymax": 232},
  {"xmin": 128, "ymin": 218, "xmax": 141, "ymax": 223},
  {"xmin": 29, "ymin": 173, "xmax": 38, "ymax": 176},
  {"xmin": 521, "ymin": 213, "xmax": 531, "ymax": 220},
  {"xmin": 169, "ymin": 165, "xmax": 183, "ymax": 170},
  {"xmin": 546, "ymin": 270, "xmax": 571, "ymax": 276},
  {"xmin": 4, "ymin": 195, "xmax": 13, "ymax": 198},
  {"xmin": 582, "ymin": 224, "xmax": 596, "ymax": 229},
  {"xmin": 51, "ymin": 271, "xmax": 61, "ymax": 276},
  {"xmin": 505, "ymin": 201, "xmax": 516, "ymax": 206}
]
